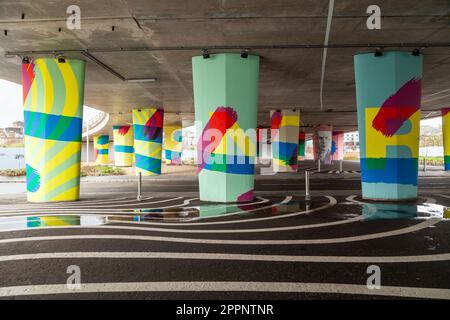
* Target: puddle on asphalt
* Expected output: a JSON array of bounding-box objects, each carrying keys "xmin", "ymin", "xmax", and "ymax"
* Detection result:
[
  {"xmin": 0, "ymin": 199, "xmax": 448, "ymax": 231},
  {"xmin": 362, "ymin": 202, "xmax": 448, "ymax": 221}
]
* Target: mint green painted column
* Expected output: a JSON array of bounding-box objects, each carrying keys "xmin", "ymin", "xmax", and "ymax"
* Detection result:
[{"xmin": 192, "ymin": 53, "xmax": 259, "ymax": 203}]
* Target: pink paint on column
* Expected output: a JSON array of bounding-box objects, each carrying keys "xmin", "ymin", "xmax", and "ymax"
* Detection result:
[{"xmin": 331, "ymin": 131, "xmax": 344, "ymax": 161}]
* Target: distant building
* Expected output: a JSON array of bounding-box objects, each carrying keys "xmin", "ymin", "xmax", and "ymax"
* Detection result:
[{"xmin": 0, "ymin": 121, "xmax": 24, "ymax": 145}]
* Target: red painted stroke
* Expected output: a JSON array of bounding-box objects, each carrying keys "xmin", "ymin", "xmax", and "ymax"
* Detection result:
[
  {"xmin": 372, "ymin": 78, "xmax": 421, "ymax": 137},
  {"xmin": 21, "ymin": 62, "xmax": 35, "ymax": 104},
  {"xmin": 197, "ymin": 106, "xmax": 238, "ymax": 173},
  {"xmin": 118, "ymin": 126, "xmax": 130, "ymax": 136}
]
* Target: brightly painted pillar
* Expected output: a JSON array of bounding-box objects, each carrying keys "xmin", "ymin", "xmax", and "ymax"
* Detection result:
[
  {"xmin": 113, "ymin": 125, "xmax": 134, "ymax": 167},
  {"xmin": 132, "ymin": 108, "xmax": 164, "ymax": 175},
  {"xmin": 93, "ymin": 135, "xmax": 109, "ymax": 165},
  {"xmin": 443, "ymin": 108, "xmax": 450, "ymax": 171},
  {"xmin": 22, "ymin": 58, "xmax": 85, "ymax": 202},
  {"xmin": 298, "ymin": 131, "xmax": 306, "ymax": 159},
  {"xmin": 313, "ymin": 125, "xmax": 333, "ymax": 164},
  {"xmin": 271, "ymin": 109, "xmax": 300, "ymax": 172},
  {"xmin": 354, "ymin": 51, "xmax": 422, "ymax": 200},
  {"xmin": 331, "ymin": 131, "xmax": 344, "ymax": 161},
  {"xmin": 164, "ymin": 124, "xmax": 183, "ymax": 165},
  {"xmin": 193, "ymin": 53, "xmax": 259, "ymax": 203}
]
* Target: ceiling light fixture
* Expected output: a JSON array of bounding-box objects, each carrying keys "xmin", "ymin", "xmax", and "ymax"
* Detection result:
[
  {"xmin": 240, "ymin": 49, "xmax": 249, "ymax": 59},
  {"xmin": 202, "ymin": 49, "xmax": 210, "ymax": 59},
  {"xmin": 374, "ymin": 48, "xmax": 383, "ymax": 57}
]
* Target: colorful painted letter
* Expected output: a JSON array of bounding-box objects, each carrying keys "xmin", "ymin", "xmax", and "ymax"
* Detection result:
[{"xmin": 164, "ymin": 124, "xmax": 183, "ymax": 165}]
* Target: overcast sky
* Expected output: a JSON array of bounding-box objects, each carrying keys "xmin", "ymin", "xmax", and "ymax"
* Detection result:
[
  {"xmin": 0, "ymin": 79, "xmax": 100, "ymax": 127},
  {"xmin": 0, "ymin": 78, "xmax": 443, "ymax": 129}
]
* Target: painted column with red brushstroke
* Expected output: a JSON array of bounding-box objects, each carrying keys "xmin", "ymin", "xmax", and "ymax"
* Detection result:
[
  {"xmin": 298, "ymin": 131, "xmax": 306, "ymax": 159},
  {"xmin": 443, "ymin": 108, "xmax": 450, "ymax": 171},
  {"xmin": 354, "ymin": 51, "xmax": 422, "ymax": 200},
  {"xmin": 192, "ymin": 53, "xmax": 259, "ymax": 203},
  {"xmin": 271, "ymin": 109, "xmax": 300, "ymax": 172},
  {"xmin": 113, "ymin": 125, "xmax": 134, "ymax": 167},
  {"xmin": 331, "ymin": 131, "xmax": 344, "ymax": 161}
]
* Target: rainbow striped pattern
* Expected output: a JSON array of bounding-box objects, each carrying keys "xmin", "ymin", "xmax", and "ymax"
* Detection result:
[
  {"xmin": 22, "ymin": 58, "xmax": 85, "ymax": 202},
  {"xmin": 271, "ymin": 109, "xmax": 300, "ymax": 172},
  {"xmin": 443, "ymin": 108, "xmax": 450, "ymax": 171},
  {"xmin": 113, "ymin": 125, "xmax": 134, "ymax": 167},
  {"xmin": 355, "ymin": 51, "xmax": 422, "ymax": 200},
  {"xmin": 313, "ymin": 125, "xmax": 333, "ymax": 164},
  {"xmin": 132, "ymin": 108, "xmax": 164, "ymax": 175},
  {"xmin": 164, "ymin": 124, "xmax": 183, "ymax": 165},
  {"xmin": 94, "ymin": 135, "xmax": 109, "ymax": 165}
]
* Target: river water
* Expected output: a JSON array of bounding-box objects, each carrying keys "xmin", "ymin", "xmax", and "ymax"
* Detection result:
[{"xmin": 0, "ymin": 147, "xmax": 25, "ymax": 170}]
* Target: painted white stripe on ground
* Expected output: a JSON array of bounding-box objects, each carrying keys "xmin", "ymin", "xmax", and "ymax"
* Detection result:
[
  {"xmin": 0, "ymin": 281, "xmax": 448, "ymax": 299},
  {"xmin": 0, "ymin": 217, "xmax": 439, "ymax": 245},
  {"xmin": 1, "ymin": 251, "xmax": 449, "ymax": 264},
  {"xmin": 0, "ymin": 197, "xmax": 197, "ymax": 213}
]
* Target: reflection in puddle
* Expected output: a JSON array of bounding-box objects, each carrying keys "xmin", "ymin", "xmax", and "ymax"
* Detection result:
[{"xmin": 362, "ymin": 202, "xmax": 447, "ymax": 221}]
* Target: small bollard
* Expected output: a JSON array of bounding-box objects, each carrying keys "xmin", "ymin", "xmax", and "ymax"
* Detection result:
[
  {"xmin": 305, "ymin": 170, "xmax": 311, "ymax": 202},
  {"xmin": 317, "ymin": 159, "xmax": 321, "ymax": 173},
  {"xmin": 339, "ymin": 159, "xmax": 343, "ymax": 173},
  {"xmin": 137, "ymin": 172, "xmax": 143, "ymax": 201}
]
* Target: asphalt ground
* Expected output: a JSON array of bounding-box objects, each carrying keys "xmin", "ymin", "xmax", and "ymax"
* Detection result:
[{"xmin": 0, "ymin": 160, "xmax": 448, "ymax": 300}]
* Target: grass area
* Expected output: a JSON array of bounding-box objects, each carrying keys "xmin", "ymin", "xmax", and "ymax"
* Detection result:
[
  {"xmin": 0, "ymin": 168, "xmax": 26, "ymax": 177},
  {"xmin": 0, "ymin": 165, "xmax": 126, "ymax": 177},
  {"xmin": 80, "ymin": 165, "xmax": 126, "ymax": 177}
]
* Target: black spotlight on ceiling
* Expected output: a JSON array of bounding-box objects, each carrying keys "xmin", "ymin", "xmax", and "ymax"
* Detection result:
[
  {"xmin": 374, "ymin": 48, "xmax": 383, "ymax": 57},
  {"xmin": 240, "ymin": 49, "xmax": 249, "ymax": 59},
  {"xmin": 412, "ymin": 49, "xmax": 421, "ymax": 56},
  {"xmin": 22, "ymin": 56, "xmax": 30, "ymax": 64},
  {"xmin": 55, "ymin": 53, "xmax": 66, "ymax": 63},
  {"xmin": 202, "ymin": 49, "xmax": 210, "ymax": 59}
]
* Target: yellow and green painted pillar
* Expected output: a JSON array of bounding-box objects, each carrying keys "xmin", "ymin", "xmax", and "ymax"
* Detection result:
[
  {"xmin": 21, "ymin": 58, "xmax": 85, "ymax": 202},
  {"xmin": 354, "ymin": 51, "xmax": 422, "ymax": 200},
  {"xmin": 271, "ymin": 109, "xmax": 300, "ymax": 172},
  {"xmin": 94, "ymin": 135, "xmax": 109, "ymax": 165},
  {"xmin": 443, "ymin": 108, "xmax": 450, "ymax": 171},
  {"xmin": 193, "ymin": 53, "xmax": 259, "ymax": 202},
  {"xmin": 113, "ymin": 125, "xmax": 134, "ymax": 167},
  {"xmin": 164, "ymin": 124, "xmax": 183, "ymax": 165},
  {"xmin": 132, "ymin": 108, "xmax": 164, "ymax": 175}
]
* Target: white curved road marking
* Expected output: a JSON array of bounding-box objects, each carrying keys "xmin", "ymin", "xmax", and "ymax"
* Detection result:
[
  {"xmin": 0, "ymin": 217, "xmax": 439, "ymax": 245},
  {"xmin": 0, "ymin": 197, "xmax": 196, "ymax": 214},
  {"xmin": 1, "ymin": 251, "xmax": 450, "ymax": 264},
  {"xmin": 0, "ymin": 281, "xmax": 448, "ymax": 299}
]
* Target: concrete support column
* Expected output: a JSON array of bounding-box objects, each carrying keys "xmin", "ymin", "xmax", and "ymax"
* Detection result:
[
  {"xmin": 331, "ymin": 131, "xmax": 345, "ymax": 161},
  {"xmin": 298, "ymin": 131, "xmax": 306, "ymax": 159},
  {"xmin": 443, "ymin": 108, "xmax": 450, "ymax": 171},
  {"xmin": 113, "ymin": 125, "xmax": 134, "ymax": 167},
  {"xmin": 164, "ymin": 124, "xmax": 183, "ymax": 165},
  {"xmin": 271, "ymin": 109, "xmax": 300, "ymax": 172},
  {"xmin": 354, "ymin": 51, "xmax": 422, "ymax": 200},
  {"xmin": 94, "ymin": 135, "xmax": 109, "ymax": 165},
  {"xmin": 193, "ymin": 53, "xmax": 259, "ymax": 202},
  {"xmin": 132, "ymin": 108, "xmax": 164, "ymax": 175},
  {"xmin": 22, "ymin": 58, "xmax": 85, "ymax": 202},
  {"xmin": 313, "ymin": 125, "xmax": 333, "ymax": 164}
]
